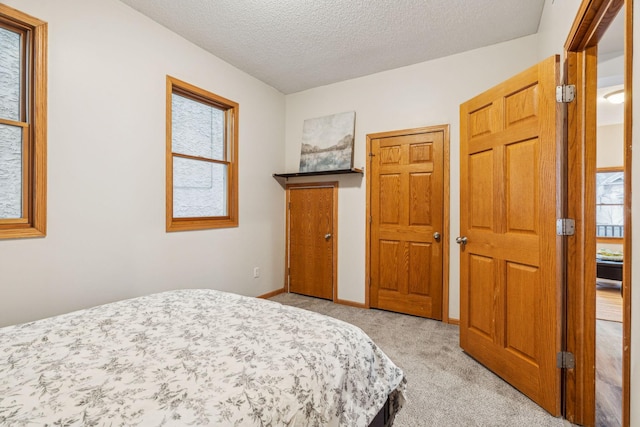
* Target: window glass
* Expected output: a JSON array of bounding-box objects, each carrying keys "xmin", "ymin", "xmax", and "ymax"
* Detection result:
[
  {"xmin": 0, "ymin": 124, "xmax": 22, "ymax": 218},
  {"xmin": 596, "ymin": 170, "xmax": 624, "ymax": 238},
  {"xmin": 0, "ymin": 26, "xmax": 21, "ymax": 122},
  {"xmin": 173, "ymin": 157, "xmax": 227, "ymax": 217},
  {"xmin": 171, "ymin": 93, "xmax": 225, "ymax": 160}
]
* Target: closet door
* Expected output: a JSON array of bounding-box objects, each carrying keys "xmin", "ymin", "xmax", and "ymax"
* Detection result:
[{"xmin": 287, "ymin": 183, "xmax": 336, "ymax": 300}]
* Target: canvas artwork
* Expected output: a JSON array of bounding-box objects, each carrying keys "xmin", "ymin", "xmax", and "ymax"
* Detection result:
[{"xmin": 299, "ymin": 111, "xmax": 355, "ymax": 172}]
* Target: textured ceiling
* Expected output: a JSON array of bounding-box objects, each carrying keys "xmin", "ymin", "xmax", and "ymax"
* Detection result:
[{"xmin": 118, "ymin": 0, "xmax": 546, "ymax": 94}]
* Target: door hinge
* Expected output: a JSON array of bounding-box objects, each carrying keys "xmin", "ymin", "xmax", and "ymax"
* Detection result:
[
  {"xmin": 369, "ymin": 216, "xmax": 372, "ymax": 224},
  {"xmin": 369, "ymin": 152, "xmax": 375, "ymax": 157},
  {"xmin": 556, "ymin": 218, "xmax": 575, "ymax": 236},
  {"xmin": 557, "ymin": 351, "xmax": 575, "ymax": 369},
  {"xmin": 556, "ymin": 85, "xmax": 576, "ymax": 103}
]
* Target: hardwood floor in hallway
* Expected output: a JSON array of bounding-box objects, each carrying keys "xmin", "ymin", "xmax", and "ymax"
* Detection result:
[{"xmin": 595, "ymin": 283, "xmax": 623, "ymax": 427}]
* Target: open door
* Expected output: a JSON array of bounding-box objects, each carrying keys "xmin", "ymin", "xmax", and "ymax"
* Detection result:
[{"xmin": 459, "ymin": 55, "xmax": 562, "ymax": 415}]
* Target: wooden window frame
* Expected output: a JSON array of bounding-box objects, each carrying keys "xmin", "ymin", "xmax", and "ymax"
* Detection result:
[
  {"xmin": 0, "ymin": 5, "xmax": 47, "ymax": 240},
  {"xmin": 166, "ymin": 76, "xmax": 239, "ymax": 231}
]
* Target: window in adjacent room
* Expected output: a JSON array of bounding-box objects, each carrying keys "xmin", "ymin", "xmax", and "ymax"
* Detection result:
[
  {"xmin": 0, "ymin": 5, "xmax": 47, "ymax": 239},
  {"xmin": 596, "ymin": 167, "xmax": 624, "ymax": 240},
  {"xmin": 166, "ymin": 76, "xmax": 238, "ymax": 231}
]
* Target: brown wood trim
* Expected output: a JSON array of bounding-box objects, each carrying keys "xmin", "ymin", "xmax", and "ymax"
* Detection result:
[
  {"xmin": 365, "ymin": 137, "xmax": 372, "ymax": 308},
  {"xmin": 565, "ymin": 0, "xmax": 625, "ymax": 51},
  {"xmin": 622, "ymin": 1, "xmax": 633, "ymax": 426},
  {"xmin": 169, "ymin": 76, "xmax": 239, "ymax": 111},
  {"xmin": 334, "ymin": 298, "xmax": 367, "ymax": 309},
  {"xmin": 0, "ymin": 4, "xmax": 46, "ymax": 27},
  {"xmin": 447, "ymin": 318, "xmax": 460, "ymax": 326},
  {"xmin": 173, "ymin": 152, "xmax": 230, "ymax": 165},
  {"xmin": 166, "ymin": 76, "xmax": 173, "ymax": 231},
  {"xmin": 596, "ymin": 236, "xmax": 624, "ymax": 244},
  {"xmin": 332, "ymin": 183, "xmax": 339, "ymax": 302},
  {"xmin": 0, "ymin": 118, "xmax": 29, "ymax": 128},
  {"xmin": 564, "ymin": 0, "xmax": 628, "ymax": 424},
  {"xmin": 364, "ymin": 134, "xmax": 375, "ymax": 308},
  {"xmin": 597, "ymin": 166, "xmax": 624, "ymax": 173},
  {"xmin": 257, "ymin": 288, "xmax": 285, "ymax": 299},
  {"xmin": 442, "ymin": 125, "xmax": 451, "ymax": 324},
  {"xmin": 284, "ymin": 190, "xmax": 290, "ymax": 289},
  {"xmin": 332, "ymin": 181, "xmax": 338, "ymax": 301},
  {"xmin": 0, "ymin": 218, "xmax": 29, "ymax": 225},
  {"xmin": 564, "ymin": 45, "xmax": 598, "ymax": 426},
  {"xmin": 365, "ymin": 124, "xmax": 450, "ymax": 321},
  {"xmin": 285, "ymin": 182, "xmax": 339, "ymax": 302},
  {"xmin": 284, "ymin": 187, "xmax": 292, "ymax": 290}
]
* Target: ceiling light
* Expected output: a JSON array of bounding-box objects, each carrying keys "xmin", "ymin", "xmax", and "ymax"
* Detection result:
[{"xmin": 604, "ymin": 89, "xmax": 625, "ymax": 104}]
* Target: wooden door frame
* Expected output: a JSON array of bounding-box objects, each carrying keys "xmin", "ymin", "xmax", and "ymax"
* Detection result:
[
  {"xmin": 365, "ymin": 124, "xmax": 451, "ymax": 321},
  {"xmin": 285, "ymin": 181, "xmax": 339, "ymax": 300},
  {"xmin": 564, "ymin": 0, "xmax": 632, "ymax": 425}
]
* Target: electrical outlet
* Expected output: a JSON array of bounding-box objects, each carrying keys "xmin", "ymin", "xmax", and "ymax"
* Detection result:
[{"xmin": 253, "ymin": 267, "xmax": 260, "ymax": 278}]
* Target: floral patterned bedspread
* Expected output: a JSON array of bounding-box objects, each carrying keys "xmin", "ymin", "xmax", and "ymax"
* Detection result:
[{"xmin": 0, "ymin": 289, "xmax": 405, "ymax": 426}]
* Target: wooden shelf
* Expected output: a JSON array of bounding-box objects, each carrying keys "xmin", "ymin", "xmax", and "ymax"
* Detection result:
[{"xmin": 273, "ymin": 168, "xmax": 363, "ymax": 179}]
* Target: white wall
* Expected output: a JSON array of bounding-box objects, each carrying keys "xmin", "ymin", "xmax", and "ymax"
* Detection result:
[
  {"xmin": 597, "ymin": 124, "xmax": 624, "ymax": 168},
  {"xmin": 285, "ymin": 35, "xmax": 539, "ymax": 316},
  {"xmin": 537, "ymin": 0, "xmax": 583, "ymax": 62},
  {"xmin": 0, "ymin": 0, "xmax": 286, "ymax": 327}
]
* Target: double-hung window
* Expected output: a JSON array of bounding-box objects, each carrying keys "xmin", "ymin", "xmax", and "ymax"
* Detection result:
[
  {"xmin": 166, "ymin": 76, "xmax": 238, "ymax": 231},
  {"xmin": 0, "ymin": 5, "xmax": 47, "ymax": 239},
  {"xmin": 596, "ymin": 168, "xmax": 624, "ymax": 240}
]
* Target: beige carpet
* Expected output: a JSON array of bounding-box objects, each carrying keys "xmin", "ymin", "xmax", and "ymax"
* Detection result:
[
  {"xmin": 270, "ymin": 292, "xmax": 566, "ymax": 427},
  {"xmin": 596, "ymin": 283, "xmax": 623, "ymax": 323}
]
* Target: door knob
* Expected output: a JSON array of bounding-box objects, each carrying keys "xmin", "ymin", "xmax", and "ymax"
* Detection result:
[
  {"xmin": 455, "ymin": 236, "xmax": 468, "ymax": 245},
  {"xmin": 324, "ymin": 233, "xmax": 332, "ymax": 240},
  {"xmin": 433, "ymin": 232, "xmax": 441, "ymax": 241}
]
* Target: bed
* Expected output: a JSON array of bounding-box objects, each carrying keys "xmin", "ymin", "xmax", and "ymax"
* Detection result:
[{"xmin": 0, "ymin": 289, "xmax": 405, "ymax": 426}]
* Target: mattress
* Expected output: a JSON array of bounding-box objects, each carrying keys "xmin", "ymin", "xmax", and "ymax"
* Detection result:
[{"xmin": 0, "ymin": 289, "xmax": 405, "ymax": 426}]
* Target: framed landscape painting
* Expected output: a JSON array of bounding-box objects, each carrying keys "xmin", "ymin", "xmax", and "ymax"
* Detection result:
[{"xmin": 299, "ymin": 111, "xmax": 355, "ymax": 172}]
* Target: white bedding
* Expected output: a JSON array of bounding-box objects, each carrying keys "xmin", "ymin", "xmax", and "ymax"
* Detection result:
[{"xmin": 0, "ymin": 289, "xmax": 405, "ymax": 426}]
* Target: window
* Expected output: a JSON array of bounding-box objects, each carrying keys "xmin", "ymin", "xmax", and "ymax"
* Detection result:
[
  {"xmin": 166, "ymin": 76, "xmax": 238, "ymax": 231},
  {"xmin": 596, "ymin": 168, "xmax": 624, "ymax": 240},
  {"xmin": 0, "ymin": 5, "xmax": 47, "ymax": 239}
]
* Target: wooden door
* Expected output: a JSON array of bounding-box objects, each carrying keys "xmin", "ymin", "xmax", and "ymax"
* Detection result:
[
  {"xmin": 459, "ymin": 55, "xmax": 562, "ymax": 415},
  {"xmin": 369, "ymin": 128, "xmax": 444, "ymax": 319},
  {"xmin": 287, "ymin": 184, "xmax": 335, "ymax": 300}
]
